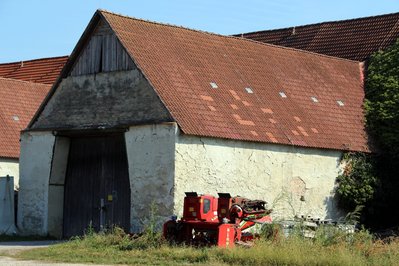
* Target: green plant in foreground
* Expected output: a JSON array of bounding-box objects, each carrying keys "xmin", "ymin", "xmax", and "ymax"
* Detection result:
[
  {"xmin": 16, "ymin": 228, "xmax": 399, "ymax": 266},
  {"xmin": 13, "ymin": 204, "xmax": 399, "ymax": 265}
]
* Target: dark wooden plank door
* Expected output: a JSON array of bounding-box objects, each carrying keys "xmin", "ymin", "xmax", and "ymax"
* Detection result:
[{"xmin": 63, "ymin": 134, "xmax": 130, "ymax": 238}]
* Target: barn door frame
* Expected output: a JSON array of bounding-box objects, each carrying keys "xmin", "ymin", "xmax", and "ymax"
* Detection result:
[{"xmin": 47, "ymin": 130, "xmax": 131, "ymax": 238}]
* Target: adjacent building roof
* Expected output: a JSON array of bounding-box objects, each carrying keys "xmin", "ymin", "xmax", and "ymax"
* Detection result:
[
  {"xmin": 0, "ymin": 56, "xmax": 68, "ymax": 84},
  {"xmin": 32, "ymin": 10, "xmax": 369, "ymax": 152},
  {"xmin": 237, "ymin": 12, "xmax": 399, "ymax": 61},
  {"xmin": 0, "ymin": 78, "xmax": 50, "ymax": 158}
]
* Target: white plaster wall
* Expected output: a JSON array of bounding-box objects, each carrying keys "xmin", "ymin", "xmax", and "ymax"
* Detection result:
[
  {"xmin": 18, "ymin": 131, "xmax": 55, "ymax": 235},
  {"xmin": 125, "ymin": 123, "xmax": 177, "ymax": 232},
  {"xmin": 0, "ymin": 159, "xmax": 19, "ymax": 190},
  {"xmin": 175, "ymin": 134, "xmax": 344, "ymax": 221}
]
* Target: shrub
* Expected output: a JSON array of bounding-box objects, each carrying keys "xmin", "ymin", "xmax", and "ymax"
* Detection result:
[{"xmin": 336, "ymin": 152, "xmax": 377, "ymax": 211}]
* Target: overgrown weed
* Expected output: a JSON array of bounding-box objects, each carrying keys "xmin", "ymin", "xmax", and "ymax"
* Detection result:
[
  {"xmin": 17, "ymin": 227, "xmax": 399, "ymax": 265},
  {"xmin": 14, "ymin": 205, "xmax": 399, "ymax": 266}
]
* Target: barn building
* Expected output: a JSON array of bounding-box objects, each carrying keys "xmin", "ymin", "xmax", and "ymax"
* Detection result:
[{"xmin": 18, "ymin": 10, "xmax": 368, "ymax": 237}]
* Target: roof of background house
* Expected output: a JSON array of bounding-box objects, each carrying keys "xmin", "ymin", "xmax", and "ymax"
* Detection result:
[
  {"xmin": 0, "ymin": 78, "xmax": 50, "ymax": 158},
  {"xmin": 32, "ymin": 10, "xmax": 369, "ymax": 152},
  {"xmin": 236, "ymin": 12, "xmax": 399, "ymax": 61},
  {"xmin": 0, "ymin": 56, "xmax": 68, "ymax": 84}
]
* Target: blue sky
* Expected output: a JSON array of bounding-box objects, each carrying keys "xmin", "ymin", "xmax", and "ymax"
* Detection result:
[{"xmin": 1, "ymin": 0, "xmax": 399, "ymax": 62}]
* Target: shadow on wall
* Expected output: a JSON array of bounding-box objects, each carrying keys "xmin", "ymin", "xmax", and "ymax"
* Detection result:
[
  {"xmin": 14, "ymin": 189, "xmax": 18, "ymax": 229},
  {"xmin": 0, "ymin": 176, "xmax": 17, "ymax": 235},
  {"xmin": 324, "ymin": 195, "xmax": 345, "ymax": 222}
]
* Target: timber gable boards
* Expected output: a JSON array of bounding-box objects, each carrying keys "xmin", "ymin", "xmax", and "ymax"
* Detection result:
[
  {"xmin": 70, "ymin": 20, "xmax": 135, "ymax": 76},
  {"xmin": 30, "ymin": 16, "xmax": 173, "ymax": 131}
]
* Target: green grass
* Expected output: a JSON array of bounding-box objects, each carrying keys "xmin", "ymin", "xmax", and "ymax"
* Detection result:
[{"xmin": 13, "ymin": 226, "xmax": 399, "ymax": 266}]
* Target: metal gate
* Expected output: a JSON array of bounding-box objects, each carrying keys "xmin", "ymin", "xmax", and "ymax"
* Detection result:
[{"xmin": 63, "ymin": 134, "xmax": 130, "ymax": 238}]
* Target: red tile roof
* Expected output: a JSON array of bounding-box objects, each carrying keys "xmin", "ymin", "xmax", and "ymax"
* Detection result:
[
  {"xmin": 237, "ymin": 12, "xmax": 399, "ymax": 62},
  {"xmin": 35, "ymin": 10, "xmax": 368, "ymax": 152},
  {"xmin": 0, "ymin": 56, "xmax": 68, "ymax": 84},
  {"xmin": 97, "ymin": 10, "xmax": 368, "ymax": 152},
  {"xmin": 0, "ymin": 78, "xmax": 50, "ymax": 158}
]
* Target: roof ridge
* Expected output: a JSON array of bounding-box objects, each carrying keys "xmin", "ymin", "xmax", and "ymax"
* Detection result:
[
  {"xmin": 98, "ymin": 9, "xmax": 360, "ymax": 64},
  {"xmin": 0, "ymin": 55, "xmax": 69, "ymax": 66},
  {"xmin": 98, "ymin": 9, "xmax": 220, "ymax": 36},
  {"xmin": 0, "ymin": 76, "xmax": 51, "ymax": 86},
  {"xmin": 238, "ymin": 11, "xmax": 399, "ymax": 36},
  {"xmin": 232, "ymin": 34, "xmax": 361, "ymax": 63}
]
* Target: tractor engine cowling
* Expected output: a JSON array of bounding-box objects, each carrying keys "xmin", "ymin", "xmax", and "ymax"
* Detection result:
[{"xmin": 182, "ymin": 192, "xmax": 218, "ymax": 222}]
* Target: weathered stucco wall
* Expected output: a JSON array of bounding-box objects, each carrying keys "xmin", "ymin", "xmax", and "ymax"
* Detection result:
[
  {"xmin": 18, "ymin": 124, "xmax": 344, "ymax": 236},
  {"xmin": 125, "ymin": 123, "xmax": 177, "ymax": 232},
  {"xmin": 175, "ymin": 134, "xmax": 344, "ymax": 221},
  {"xmin": 18, "ymin": 131, "xmax": 55, "ymax": 235},
  {"xmin": 31, "ymin": 69, "xmax": 172, "ymax": 130},
  {"xmin": 0, "ymin": 159, "xmax": 19, "ymax": 190}
]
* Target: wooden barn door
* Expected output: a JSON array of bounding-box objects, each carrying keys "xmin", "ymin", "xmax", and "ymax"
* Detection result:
[{"xmin": 63, "ymin": 134, "xmax": 130, "ymax": 238}]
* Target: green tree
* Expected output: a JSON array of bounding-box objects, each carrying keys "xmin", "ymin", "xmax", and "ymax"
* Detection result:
[
  {"xmin": 365, "ymin": 39, "xmax": 399, "ymax": 158},
  {"xmin": 363, "ymin": 39, "xmax": 399, "ymax": 229},
  {"xmin": 336, "ymin": 153, "xmax": 377, "ymax": 211},
  {"xmin": 336, "ymin": 39, "xmax": 399, "ymax": 228}
]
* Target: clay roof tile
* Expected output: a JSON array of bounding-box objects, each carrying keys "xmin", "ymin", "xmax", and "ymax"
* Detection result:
[
  {"xmin": 0, "ymin": 56, "xmax": 68, "ymax": 84},
  {"xmin": 97, "ymin": 10, "xmax": 368, "ymax": 152},
  {"xmin": 0, "ymin": 78, "xmax": 50, "ymax": 158},
  {"xmin": 238, "ymin": 12, "xmax": 399, "ymax": 61}
]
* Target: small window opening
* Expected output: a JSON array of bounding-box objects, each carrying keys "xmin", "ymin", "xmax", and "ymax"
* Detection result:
[
  {"xmin": 279, "ymin": 92, "xmax": 287, "ymax": 98},
  {"xmin": 210, "ymin": 82, "xmax": 218, "ymax": 89},
  {"xmin": 203, "ymin": 199, "xmax": 211, "ymax": 214},
  {"xmin": 337, "ymin": 100, "xmax": 344, "ymax": 106},
  {"xmin": 245, "ymin": 87, "xmax": 253, "ymax": 94},
  {"xmin": 311, "ymin": 96, "xmax": 319, "ymax": 103}
]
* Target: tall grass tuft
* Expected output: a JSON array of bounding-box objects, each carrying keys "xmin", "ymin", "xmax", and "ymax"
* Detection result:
[
  {"xmin": 17, "ymin": 226, "xmax": 399, "ymax": 265},
  {"xmin": 15, "ymin": 207, "xmax": 399, "ymax": 266}
]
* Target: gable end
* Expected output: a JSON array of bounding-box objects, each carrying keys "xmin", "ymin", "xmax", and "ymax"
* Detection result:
[
  {"xmin": 70, "ymin": 19, "xmax": 135, "ymax": 76},
  {"xmin": 29, "ymin": 15, "xmax": 173, "ymax": 131}
]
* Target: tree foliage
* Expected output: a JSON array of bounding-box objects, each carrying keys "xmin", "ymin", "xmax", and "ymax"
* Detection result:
[
  {"xmin": 364, "ymin": 39, "xmax": 399, "ymax": 158},
  {"xmin": 336, "ymin": 153, "xmax": 377, "ymax": 211},
  {"xmin": 336, "ymin": 40, "xmax": 399, "ymax": 228}
]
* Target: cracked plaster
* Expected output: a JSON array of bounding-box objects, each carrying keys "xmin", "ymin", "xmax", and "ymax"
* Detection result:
[{"xmin": 174, "ymin": 134, "xmax": 344, "ymax": 221}]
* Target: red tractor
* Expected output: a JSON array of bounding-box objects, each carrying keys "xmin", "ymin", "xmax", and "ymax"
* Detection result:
[{"xmin": 163, "ymin": 192, "xmax": 272, "ymax": 247}]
